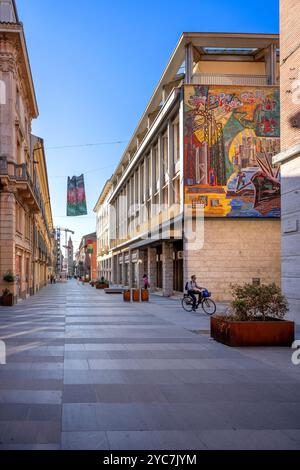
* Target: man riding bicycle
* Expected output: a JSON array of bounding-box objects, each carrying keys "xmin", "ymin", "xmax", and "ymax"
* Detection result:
[{"xmin": 186, "ymin": 275, "xmax": 204, "ymax": 311}]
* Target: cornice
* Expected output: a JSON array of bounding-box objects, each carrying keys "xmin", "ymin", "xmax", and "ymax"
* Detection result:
[{"xmin": 0, "ymin": 24, "xmax": 38, "ymax": 117}]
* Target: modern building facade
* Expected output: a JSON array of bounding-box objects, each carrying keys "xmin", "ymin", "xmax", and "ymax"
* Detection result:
[
  {"xmin": 0, "ymin": 0, "xmax": 54, "ymax": 302},
  {"xmin": 273, "ymin": 0, "xmax": 300, "ymax": 323},
  {"xmin": 95, "ymin": 32, "xmax": 281, "ymax": 300}
]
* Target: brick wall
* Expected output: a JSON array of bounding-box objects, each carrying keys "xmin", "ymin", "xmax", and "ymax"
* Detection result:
[
  {"xmin": 280, "ymin": 0, "xmax": 300, "ymax": 150},
  {"xmin": 184, "ymin": 219, "xmax": 281, "ymax": 302}
]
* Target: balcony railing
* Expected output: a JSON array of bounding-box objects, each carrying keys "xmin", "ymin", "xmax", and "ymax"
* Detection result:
[
  {"xmin": 191, "ymin": 73, "xmax": 269, "ymax": 86},
  {"xmin": 0, "ymin": 156, "xmax": 52, "ymax": 241}
]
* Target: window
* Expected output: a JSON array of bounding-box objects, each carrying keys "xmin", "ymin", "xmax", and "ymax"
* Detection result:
[
  {"xmin": 141, "ymin": 162, "xmax": 145, "ymax": 203},
  {"xmin": 17, "ymin": 141, "xmax": 22, "ymax": 165},
  {"xmin": 25, "ymin": 213, "xmax": 30, "ymax": 240},
  {"xmin": 211, "ymin": 199, "xmax": 221, "ymax": 207},
  {"xmin": 16, "ymin": 204, "xmax": 22, "ymax": 233},
  {"xmin": 173, "ymin": 117, "xmax": 180, "ymax": 170},
  {"xmin": 163, "ymin": 187, "xmax": 168, "ymax": 206},
  {"xmin": 174, "ymin": 177, "xmax": 181, "ymax": 204},
  {"xmin": 162, "ymin": 131, "xmax": 168, "ymax": 181},
  {"xmin": 153, "ymin": 145, "xmax": 159, "ymax": 190}
]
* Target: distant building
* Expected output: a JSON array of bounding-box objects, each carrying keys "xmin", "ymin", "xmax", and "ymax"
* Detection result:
[{"xmin": 75, "ymin": 233, "xmax": 97, "ymax": 281}]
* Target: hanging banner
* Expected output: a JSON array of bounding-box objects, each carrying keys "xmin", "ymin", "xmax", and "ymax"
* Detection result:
[
  {"xmin": 87, "ymin": 240, "xmax": 94, "ymax": 254},
  {"xmin": 67, "ymin": 174, "xmax": 88, "ymax": 216}
]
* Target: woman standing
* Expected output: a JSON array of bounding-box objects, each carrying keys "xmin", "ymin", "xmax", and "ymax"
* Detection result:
[{"xmin": 142, "ymin": 274, "xmax": 150, "ymax": 290}]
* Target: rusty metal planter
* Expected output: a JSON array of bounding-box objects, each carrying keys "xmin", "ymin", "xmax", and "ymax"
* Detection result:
[
  {"xmin": 211, "ymin": 316, "xmax": 295, "ymax": 347},
  {"xmin": 132, "ymin": 289, "xmax": 140, "ymax": 302},
  {"xmin": 96, "ymin": 283, "xmax": 109, "ymax": 289},
  {"xmin": 0, "ymin": 294, "xmax": 14, "ymax": 307},
  {"xmin": 141, "ymin": 289, "xmax": 149, "ymax": 302},
  {"xmin": 123, "ymin": 290, "xmax": 131, "ymax": 302}
]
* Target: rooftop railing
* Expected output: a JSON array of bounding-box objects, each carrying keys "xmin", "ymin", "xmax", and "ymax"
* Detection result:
[{"xmin": 191, "ymin": 73, "xmax": 270, "ymax": 86}]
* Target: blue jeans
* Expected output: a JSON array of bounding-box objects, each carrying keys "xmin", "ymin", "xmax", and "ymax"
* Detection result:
[{"xmin": 188, "ymin": 290, "xmax": 200, "ymax": 309}]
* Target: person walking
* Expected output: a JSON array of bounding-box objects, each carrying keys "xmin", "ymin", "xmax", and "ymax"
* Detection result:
[{"xmin": 142, "ymin": 274, "xmax": 150, "ymax": 290}]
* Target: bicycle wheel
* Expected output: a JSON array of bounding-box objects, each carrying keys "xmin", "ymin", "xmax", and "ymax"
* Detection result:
[
  {"xmin": 182, "ymin": 296, "xmax": 194, "ymax": 312},
  {"xmin": 202, "ymin": 298, "xmax": 216, "ymax": 315}
]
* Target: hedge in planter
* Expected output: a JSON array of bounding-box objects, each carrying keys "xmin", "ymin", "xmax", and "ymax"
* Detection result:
[
  {"xmin": 211, "ymin": 283, "xmax": 294, "ymax": 347},
  {"xmin": 3, "ymin": 271, "xmax": 15, "ymax": 283},
  {"xmin": 95, "ymin": 278, "xmax": 109, "ymax": 289}
]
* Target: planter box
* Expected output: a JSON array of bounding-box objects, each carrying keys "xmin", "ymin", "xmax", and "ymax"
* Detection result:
[
  {"xmin": 95, "ymin": 284, "xmax": 109, "ymax": 289},
  {"xmin": 132, "ymin": 289, "xmax": 140, "ymax": 302},
  {"xmin": 211, "ymin": 316, "xmax": 295, "ymax": 347},
  {"xmin": 141, "ymin": 289, "xmax": 149, "ymax": 302},
  {"xmin": 123, "ymin": 290, "xmax": 131, "ymax": 302},
  {"xmin": 0, "ymin": 294, "xmax": 14, "ymax": 307}
]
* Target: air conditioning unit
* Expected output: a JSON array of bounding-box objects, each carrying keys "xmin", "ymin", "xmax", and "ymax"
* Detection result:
[{"xmin": 177, "ymin": 251, "xmax": 184, "ymax": 260}]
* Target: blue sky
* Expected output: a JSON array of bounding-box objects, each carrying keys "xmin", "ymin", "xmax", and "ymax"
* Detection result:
[{"xmin": 17, "ymin": 0, "xmax": 279, "ymax": 249}]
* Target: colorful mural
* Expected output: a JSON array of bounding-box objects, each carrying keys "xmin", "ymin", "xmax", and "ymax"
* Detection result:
[{"xmin": 184, "ymin": 85, "xmax": 281, "ymax": 217}]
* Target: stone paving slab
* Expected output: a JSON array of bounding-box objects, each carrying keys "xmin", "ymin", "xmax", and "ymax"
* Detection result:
[{"xmin": 0, "ymin": 280, "xmax": 299, "ymax": 450}]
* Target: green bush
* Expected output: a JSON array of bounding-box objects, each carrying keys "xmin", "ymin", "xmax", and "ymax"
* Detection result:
[
  {"xmin": 3, "ymin": 271, "xmax": 15, "ymax": 283},
  {"xmin": 228, "ymin": 283, "xmax": 288, "ymax": 321}
]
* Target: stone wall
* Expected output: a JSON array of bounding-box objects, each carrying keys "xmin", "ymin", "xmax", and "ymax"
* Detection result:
[
  {"xmin": 184, "ymin": 219, "xmax": 281, "ymax": 302},
  {"xmin": 279, "ymin": 149, "xmax": 300, "ymax": 323}
]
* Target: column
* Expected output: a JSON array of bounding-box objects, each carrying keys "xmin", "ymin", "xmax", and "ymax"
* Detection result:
[
  {"xmin": 128, "ymin": 250, "xmax": 133, "ymax": 288},
  {"xmin": 265, "ymin": 43, "xmax": 277, "ymax": 85},
  {"xmin": 137, "ymin": 249, "xmax": 146, "ymax": 290},
  {"xmin": 162, "ymin": 241, "xmax": 173, "ymax": 297},
  {"xmin": 121, "ymin": 252, "xmax": 126, "ymax": 286},
  {"xmin": 147, "ymin": 246, "xmax": 157, "ymax": 292},
  {"xmin": 185, "ymin": 43, "xmax": 194, "ymax": 84}
]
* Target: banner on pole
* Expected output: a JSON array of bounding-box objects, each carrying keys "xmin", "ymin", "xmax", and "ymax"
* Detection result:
[{"xmin": 67, "ymin": 174, "xmax": 88, "ymax": 216}]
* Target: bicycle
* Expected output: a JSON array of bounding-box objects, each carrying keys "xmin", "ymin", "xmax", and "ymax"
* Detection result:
[{"xmin": 181, "ymin": 290, "xmax": 216, "ymax": 315}]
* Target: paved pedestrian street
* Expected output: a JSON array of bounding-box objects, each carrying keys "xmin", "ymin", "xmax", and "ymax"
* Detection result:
[{"xmin": 0, "ymin": 280, "xmax": 300, "ymax": 450}]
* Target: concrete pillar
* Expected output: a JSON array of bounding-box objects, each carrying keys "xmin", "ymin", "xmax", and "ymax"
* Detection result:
[
  {"xmin": 185, "ymin": 43, "xmax": 194, "ymax": 84},
  {"xmin": 115, "ymin": 255, "xmax": 120, "ymax": 286},
  {"xmin": 121, "ymin": 252, "xmax": 126, "ymax": 286},
  {"xmin": 137, "ymin": 249, "xmax": 146, "ymax": 290},
  {"xmin": 147, "ymin": 246, "xmax": 157, "ymax": 292},
  {"xmin": 128, "ymin": 250, "xmax": 132, "ymax": 288},
  {"xmin": 265, "ymin": 43, "xmax": 277, "ymax": 85},
  {"xmin": 162, "ymin": 241, "xmax": 173, "ymax": 297}
]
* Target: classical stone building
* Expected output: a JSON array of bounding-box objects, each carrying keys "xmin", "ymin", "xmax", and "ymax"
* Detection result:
[
  {"xmin": 0, "ymin": 0, "xmax": 54, "ymax": 302},
  {"xmin": 95, "ymin": 33, "xmax": 282, "ymax": 300},
  {"xmin": 273, "ymin": 0, "xmax": 300, "ymax": 323}
]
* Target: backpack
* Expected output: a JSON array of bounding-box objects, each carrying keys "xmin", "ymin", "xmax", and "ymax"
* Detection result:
[{"xmin": 185, "ymin": 282, "xmax": 189, "ymax": 291}]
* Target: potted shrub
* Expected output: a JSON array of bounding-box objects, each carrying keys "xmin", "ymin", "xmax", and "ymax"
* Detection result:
[
  {"xmin": 95, "ymin": 277, "xmax": 109, "ymax": 289},
  {"xmin": 3, "ymin": 271, "xmax": 15, "ymax": 283},
  {"xmin": 211, "ymin": 283, "xmax": 294, "ymax": 347},
  {"xmin": 1, "ymin": 288, "xmax": 14, "ymax": 307}
]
